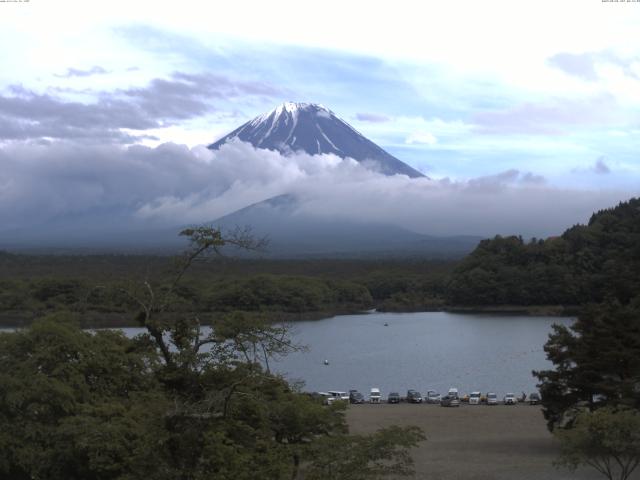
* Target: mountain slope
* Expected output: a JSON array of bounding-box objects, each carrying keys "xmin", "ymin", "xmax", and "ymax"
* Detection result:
[
  {"xmin": 209, "ymin": 102, "xmax": 424, "ymax": 178},
  {"xmin": 213, "ymin": 194, "xmax": 480, "ymax": 258}
]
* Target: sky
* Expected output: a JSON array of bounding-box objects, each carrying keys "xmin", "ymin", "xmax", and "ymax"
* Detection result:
[{"xmin": 0, "ymin": 0, "xmax": 639, "ymax": 242}]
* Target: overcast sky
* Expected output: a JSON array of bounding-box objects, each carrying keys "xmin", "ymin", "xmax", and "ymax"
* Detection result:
[{"xmin": 0, "ymin": 0, "xmax": 638, "ymax": 239}]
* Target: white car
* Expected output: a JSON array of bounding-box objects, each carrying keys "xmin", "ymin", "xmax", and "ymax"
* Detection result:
[
  {"xmin": 317, "ymin": 392, "xmax": 334, "ymax": 405},
  {"xmin": 370, "ymin": 388, "xmax": 381, "ymax": 403},
  {"xmin": 486, "ymin": 392, "xmax": 498, "ymax": 405},
  {"xmin": 504, "ymin": 393, "xmax": 517, "ymax": 405},
  {"xmin": 469, "ymin": 391, "xmax": 482, "ymax": 405},
  {"xmin": 328, "ymin": 391, "xmax": 350, "ymax": 402}
]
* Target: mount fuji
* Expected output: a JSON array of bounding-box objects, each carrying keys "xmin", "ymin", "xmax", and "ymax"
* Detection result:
[
  {"xmin": 205, "ymin": 102, "xmax": 479, "ymax": 258},
  {"xmin": 209, "ymin": 102, "xmax": 424, "ymax": 178}
]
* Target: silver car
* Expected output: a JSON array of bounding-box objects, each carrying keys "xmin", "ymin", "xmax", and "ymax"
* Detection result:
[
  {"xmin": 440, "ymin": 395, "xmax": 460, "ymax": 407},
  {"xmin": 426, "ymin": 390, "xmax": 441, "ymax": 404}
]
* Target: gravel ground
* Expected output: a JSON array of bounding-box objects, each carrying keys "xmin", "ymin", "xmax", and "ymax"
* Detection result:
[{"xmin": 346, "ymin": 403, "xmax": 638, "ymax": 480}]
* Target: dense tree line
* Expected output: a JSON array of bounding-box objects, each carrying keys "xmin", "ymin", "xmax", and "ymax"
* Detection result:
[
  {"xmin": 447, "ymin": 198, "xmax": 640, "ymax": 307},
  {"xmin": 0, "ymin": 255, "xmax": 454, "ymax": 327}
]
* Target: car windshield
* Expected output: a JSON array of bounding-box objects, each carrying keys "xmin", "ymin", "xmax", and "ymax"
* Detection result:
[{"xmin": 470, "ymin": 393, "xmax": 480, "ymax": 397}]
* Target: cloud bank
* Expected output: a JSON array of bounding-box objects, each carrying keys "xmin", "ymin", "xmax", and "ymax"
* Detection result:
[{"xmin": 0, "ymin": 140, "xmax": 632, "ymax": 242}]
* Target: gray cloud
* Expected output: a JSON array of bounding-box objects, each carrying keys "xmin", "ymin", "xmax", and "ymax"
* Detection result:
[
  {"xmin": 355, "ymin": 112, "xmax": 390, "ymax": 123},
  {"xmin": 547, "ymin": 51, "xmax": 640, "ymax": 81},
  {"xmin": 571, "ymin": 157, "xmax": 613, "ymax": 175},
  {"xmin": 593, "ymin": 157, "xmax": 611, "ymax": 175},
  {"xmin": 55, "ymin": 66, "xmax": 109, "ymax": 78},
  {"xmin": 0, "ymin": 72, "xmax": 281, "ymax": 143},
  {"xmin": 0, "ymin": 140, "xmax": 630, "ymax": 240},
  {"xmin": 472, "ymin": 95, "xmax": 617, "ymax": 135},
  {"xmin": 547, "ymin": 53, "xmax": 599, "ymax": 81}
]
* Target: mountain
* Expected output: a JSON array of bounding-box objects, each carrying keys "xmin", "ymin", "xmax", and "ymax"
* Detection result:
[
  {"xmin": 212, "ymin": 194, "xmax": 481, "ymax": 258},
  {"xmin": 209, "ymin": 102, "xmax": 424, "ymax": 178}
]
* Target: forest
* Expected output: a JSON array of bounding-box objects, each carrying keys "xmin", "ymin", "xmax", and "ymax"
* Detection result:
[
  {"xmin": 446, "ymin": 197, "xmax": 640, "ymax": 308},
  {"xmin": 0, "ymin": 254, "xmax": 453, "ymax": 327},
  {"xmin": 1, "ymin": 198, "xmax": 638, "ymax": 327}
]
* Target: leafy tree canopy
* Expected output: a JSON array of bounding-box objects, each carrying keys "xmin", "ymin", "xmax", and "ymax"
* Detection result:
[{"xmin": 447, "ymin": 197, "xmax": 640, "ymax": 306}]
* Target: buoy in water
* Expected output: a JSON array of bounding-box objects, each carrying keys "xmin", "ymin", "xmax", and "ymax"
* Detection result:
[
  {"xmin": 384, "ymin": 322, "xmax": 389, "ymax": 327},
  {"xmin": 323, "ymin": 359, "xmax": 329, "ymax": 365}
]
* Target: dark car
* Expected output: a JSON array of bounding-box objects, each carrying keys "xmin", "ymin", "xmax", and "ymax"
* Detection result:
[
  {"xmin": 407, "ymin": 390, "xmax": 423, "ymax": 403},
  {"xmin": 388, "ymin": 392, "xmax": 401, "ymax": 404},
  {"xmin": 528, "ymin": 392, "xmax": 541, "ymax": 405},
  {"xmin": 440, "ymin": 395, "xmax": 460, "ymax": 407},
  {"xmin": 349, "ymin": 391, "xmax": 365, "ymax": 404}
]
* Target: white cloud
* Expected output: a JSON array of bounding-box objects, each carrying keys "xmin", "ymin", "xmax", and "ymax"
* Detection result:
[
  {"xmin": 405, "ymin": 132, "xmax": 438, "ymax": 145},
  {"xmin": 0, "ymin": 140, "xmax": 631, "ymax": 240}
]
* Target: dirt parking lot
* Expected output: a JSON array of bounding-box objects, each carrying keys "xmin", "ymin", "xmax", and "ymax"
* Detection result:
[{"xmin": 346, "ymin": 403, "xmax": 637, "ymax": 480}]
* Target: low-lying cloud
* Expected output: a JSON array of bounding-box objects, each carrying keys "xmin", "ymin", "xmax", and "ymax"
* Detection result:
[{"xmin": 0, "ymin": 140, "xmax": 632, "ymax": 242}]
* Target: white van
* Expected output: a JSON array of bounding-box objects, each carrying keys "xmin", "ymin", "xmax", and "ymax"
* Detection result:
[
  {"xmin": 469, "ymin": 391, "xmax": 481, "ymax": 405},
  {"xmin": 370, "ymin": 388, "xmax": 381, "ymax": 403}
]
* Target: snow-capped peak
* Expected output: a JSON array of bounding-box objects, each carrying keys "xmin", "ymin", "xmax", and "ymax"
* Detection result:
[
  {"xmin": 209, "ymin": 102, "xmax": 425, "ymax": 178},
  {"xmin": 272, "ymin": 102, "xmax": 331, "ymax": 117}
]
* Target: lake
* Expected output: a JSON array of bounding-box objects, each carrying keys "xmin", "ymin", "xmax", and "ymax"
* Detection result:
[
  {"xmin": 272, "ymin": 311, "xmax": 573, "ymax": 398},
  {"xmin": 1, "ymin": 311, "xmax": 573, "ymax": 399}
]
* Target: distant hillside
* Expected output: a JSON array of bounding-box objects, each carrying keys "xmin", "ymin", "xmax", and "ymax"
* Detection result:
[
  {"xmin": 446, "ymin": 197, "xmax": 640, "ymax": 306},
  {"xmin": 212, "ymin": 194, "xmax": 481, "ymax": 259}
]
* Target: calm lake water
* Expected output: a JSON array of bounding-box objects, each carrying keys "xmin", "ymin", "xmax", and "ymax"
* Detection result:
[
  {"xmin": 272, "ymin": 312, "xmax": 573, "ymax": 398},
  {"xmin": 1, "ymin": 312, "xmax": 573, "ymax": 399}
]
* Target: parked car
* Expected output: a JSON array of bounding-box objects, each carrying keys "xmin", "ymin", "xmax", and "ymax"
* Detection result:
[
  {"xmin": 504, "ymin": 393, "xmax": 517, "ymax": 405},
  {"xmin": 349, "ymin": 391, "xmax": 365, "ymax": 404},
  {"xmin": 407, "ymin": 390, "xmax": 423, "ymax": 403},
  {"xmin": 448, "ymin": 387, "xmax": 459, "ymax": 399},
  {"xmin": 388, "ymin": 392, "xmax": 400, "ymax": 404},
  {"xmin": 528, "ymin": 392, "xmax": 541, "ymax": 405},
  {"xmin": 370, "ymin": 388, "xmax": 381, "ymax": 403},
  {"xmin": 317, "ymin": 392, "xmax": 334, "ymax": 405},
  {"xmin": 426, "ymin": 390, "xmax": 441, "ymax": 403},
  {"xmin": 440, "ymin": 395, "xmax": 460, "ymax": 407},
  {"xmin": 328, "ymin": 391, "xmax": 350, "ymax": 402},
  {"xmin": 486, "ymin": 392, "xmax": 498, "ymax": 405},
  {"xmin": 469, "ymin": 391, "xmax": 482, "ymax": 405}
]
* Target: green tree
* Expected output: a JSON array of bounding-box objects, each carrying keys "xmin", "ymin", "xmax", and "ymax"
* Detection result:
[
  {"xmin": 534, "ymin": 298, "xmax": 640, "ymax": 430},
  {"xmin": 555, "ymin": 407, "xmax": 640, "ymax": 480},
  {"xmin": 0, "ymin": 227, "xmax": 426, "ymax": 480},
  {"xmin": 304, "ymin": 425, "xmax": 426, "ymax": 480}
]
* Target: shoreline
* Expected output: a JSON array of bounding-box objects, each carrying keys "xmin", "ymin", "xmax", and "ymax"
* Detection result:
[{"xmin": 0, "ymin": 305, "xmax": 577, "ymax": 329}]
